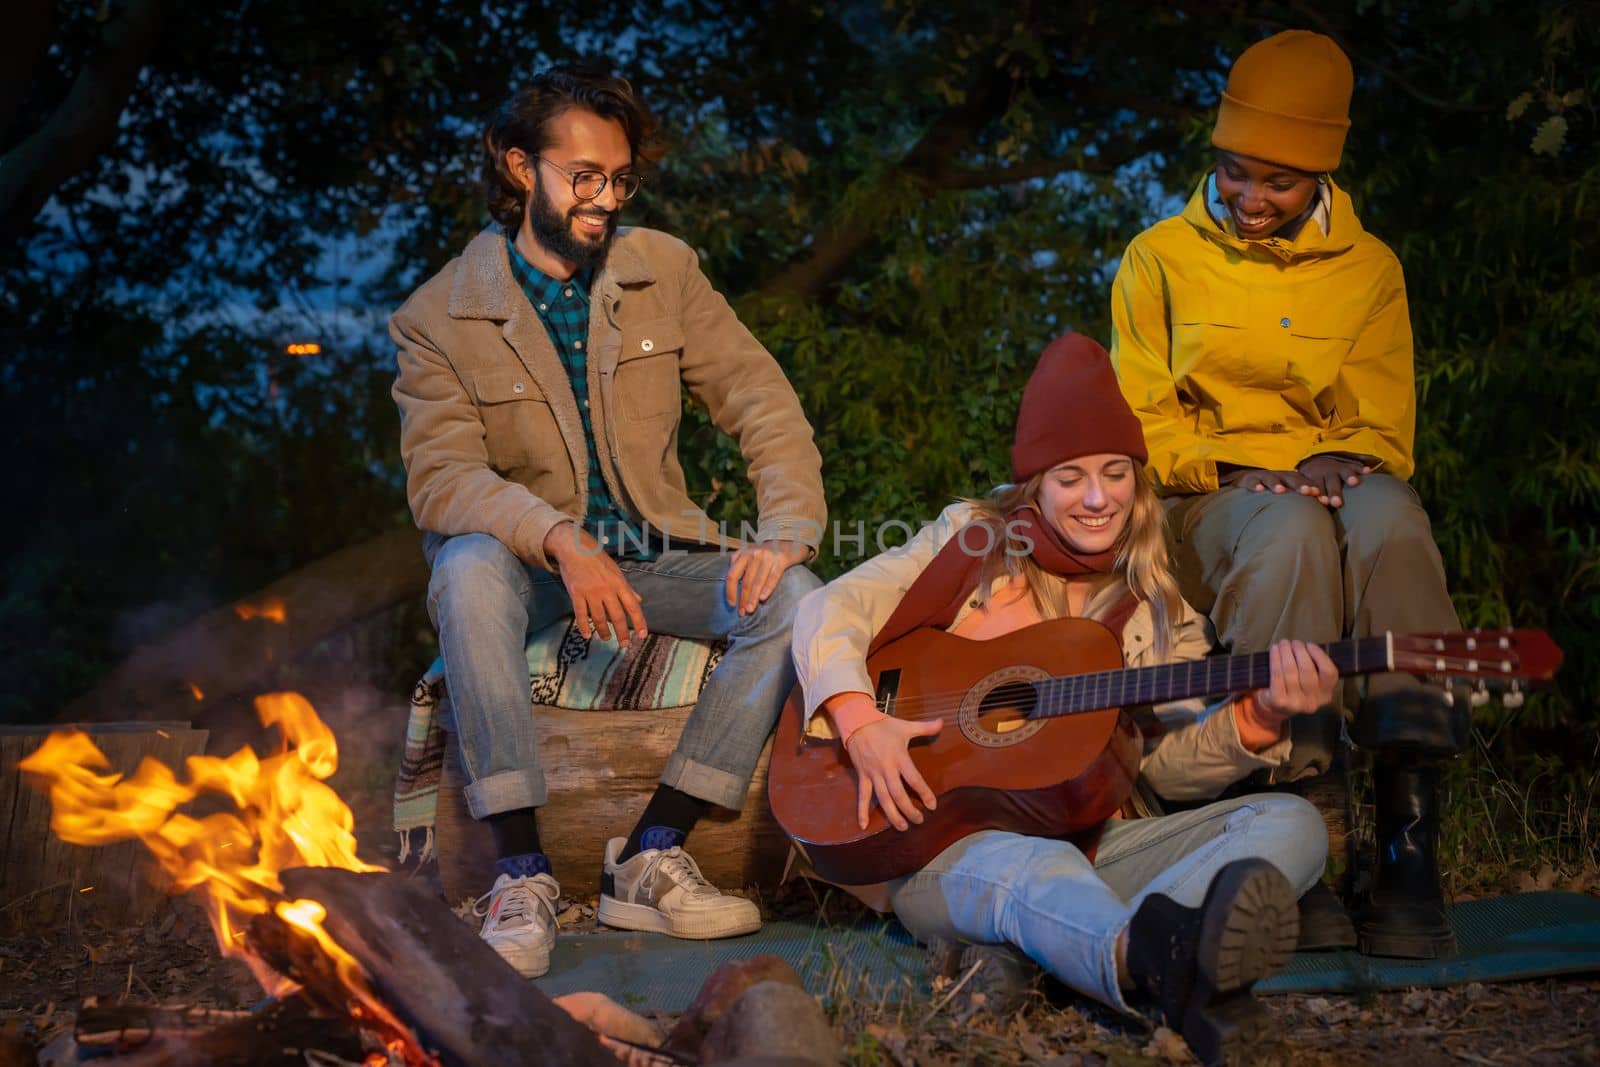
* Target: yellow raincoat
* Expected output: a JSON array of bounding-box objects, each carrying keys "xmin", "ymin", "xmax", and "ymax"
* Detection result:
[{"xmin": 1110, "ymin": 176, "xmax": 1415, "ymax": 495}]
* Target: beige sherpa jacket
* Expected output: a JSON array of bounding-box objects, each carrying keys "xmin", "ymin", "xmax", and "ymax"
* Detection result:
[{"xmin": 391, "ymin": 226, "xmax": 826, "ymax": 569}]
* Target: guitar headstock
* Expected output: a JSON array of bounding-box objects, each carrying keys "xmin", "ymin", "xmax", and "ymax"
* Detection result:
[{"xmin": 1391, "ymin": 630, "xmax": 1563, "ymax": 686}]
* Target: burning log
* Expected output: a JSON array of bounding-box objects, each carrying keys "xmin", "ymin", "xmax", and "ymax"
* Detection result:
[
  {"xmin": 70, "ymin": 1000, "xmax": 365, "ymax": 1066},
  {"xmin": 260, "ymin": 867, "xmax": 615, "ymax": 1067},
  {"xmin": 16, "ymin": 694, "xmax": 618, "ymax": 1066}
]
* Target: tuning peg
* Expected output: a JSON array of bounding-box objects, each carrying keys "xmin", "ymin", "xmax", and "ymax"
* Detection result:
[
  {"xmin": 1502, "ymin": 682, "xmax": 1524, "ymax": 709},
  {"xmin": 1470, "ymin": 683, "xmax": 1491, "ymax": 708},
  {"xmin": 1441, "ymin": 686, "xmax": 1455, "ymax": 708}
]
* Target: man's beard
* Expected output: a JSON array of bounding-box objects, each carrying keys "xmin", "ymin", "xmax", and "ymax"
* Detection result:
[{"xmin": 528, "ymin": 174, "xmax": 617, "ymax": 269}]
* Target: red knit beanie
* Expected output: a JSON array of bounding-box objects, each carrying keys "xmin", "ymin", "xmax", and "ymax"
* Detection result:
[{"xmin": 1010, "ymin": 332, "xmax": 1148, "ymax": 481}]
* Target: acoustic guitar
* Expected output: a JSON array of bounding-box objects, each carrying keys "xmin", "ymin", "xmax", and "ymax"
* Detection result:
[{"xmin": 767, "ymin": 619, "xmax": 1562, "ymax": 885}]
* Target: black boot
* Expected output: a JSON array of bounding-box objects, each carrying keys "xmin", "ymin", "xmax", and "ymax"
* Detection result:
[
  {"xmin": 1353, "ymin": 689, "xmax": 1464, "ymax": 960},
  {"xmin": 1357, "ymin": 759, "xmax": 1457, "ymax": 958},
  {"xmin": 1126, "ymin": 859, "xmax": 1299, "ymax": 1067}
]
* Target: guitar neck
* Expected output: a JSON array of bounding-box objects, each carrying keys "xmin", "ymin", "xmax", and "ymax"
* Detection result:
[{"xmin": 1031, "ymin": 635, "xmax": 1393, "ymax": 717}]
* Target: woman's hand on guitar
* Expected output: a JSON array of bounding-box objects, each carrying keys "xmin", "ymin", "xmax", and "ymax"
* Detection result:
[
  {"xmin": 843, "ymin": 716, "xmax": 943, "ymax": 832},
  {"xmin": 1234, "ymin": 639, "xmax": 1339, "ymax": 750}
]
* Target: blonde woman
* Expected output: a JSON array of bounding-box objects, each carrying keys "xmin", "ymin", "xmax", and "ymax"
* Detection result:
[{"xmin": 791, "ymin": 334, "xmax": 1337, "ymax": 1066}]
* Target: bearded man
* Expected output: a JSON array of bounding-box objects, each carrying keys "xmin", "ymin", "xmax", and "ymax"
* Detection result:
[{"xmin": 390, "ymin": 66, "xmax": 825, "ymax": 977}]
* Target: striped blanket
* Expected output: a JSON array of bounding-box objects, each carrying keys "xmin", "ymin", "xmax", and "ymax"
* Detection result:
[{"xmin": 392, "ymin": 619, "xmax": 723, "ymax": 856}]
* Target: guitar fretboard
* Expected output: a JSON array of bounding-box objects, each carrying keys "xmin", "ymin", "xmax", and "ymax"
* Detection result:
[{"xmin": 1030, "ymin": 635, "xmax": 1392, "ymax": 717}]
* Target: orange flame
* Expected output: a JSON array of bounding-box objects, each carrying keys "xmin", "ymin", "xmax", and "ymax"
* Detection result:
[
  {"xmin": 188, "ymin": 683, "xmax": 204, "ymax": 702},
  {"xmin": 19, "ymin": 694, "xmax": 382, "ymax": 999},
  {"xmin": 234, "ymin": 598, "xmax": 287, "ymax": 623}
]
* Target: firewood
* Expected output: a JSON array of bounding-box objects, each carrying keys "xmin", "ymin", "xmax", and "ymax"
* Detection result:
[
  {"xmin": 72, "ymin": 999, "xmax": 364, "ymax": 1065},
  {"xmin": 277, "ymin": 867, "xmax": 615, "ymax": 1067}
]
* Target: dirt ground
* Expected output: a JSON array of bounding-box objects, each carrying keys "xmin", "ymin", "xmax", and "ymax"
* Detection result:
[{"xmin": 2, "ymin": 886, "xmax": 1596, "ymax": 1067}]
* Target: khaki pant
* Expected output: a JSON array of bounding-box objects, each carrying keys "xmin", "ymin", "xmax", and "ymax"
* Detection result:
[{"xmin": 1163, "ymin": 475, "xmax": 1459, "ymax": 779}]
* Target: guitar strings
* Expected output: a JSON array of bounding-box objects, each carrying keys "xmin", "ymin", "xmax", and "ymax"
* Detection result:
[{"xmin": 819, "ymin": 652, "xmax": 1512, "ymax": 727}]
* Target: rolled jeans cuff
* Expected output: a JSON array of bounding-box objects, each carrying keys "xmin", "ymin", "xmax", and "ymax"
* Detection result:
[
  {"xmin": 1098, "ymin": 928, "xmax": 1136, "ymax": 1016},
  {"xmin": 463, "ymin": 766, "xmax": 549, "ymax": 820},
  {"xmin": 661, "ymin": 751, "xmax": 748, "ymax": 810}
]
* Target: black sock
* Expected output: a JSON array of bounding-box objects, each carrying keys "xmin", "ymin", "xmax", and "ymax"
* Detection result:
[
  {"xmin": 620, "ymin": 785, "xmax": 708, "ymax": 861},
  {"xmin": 488, "ymin": 806, "xmax": 542, "ymax": 860}
]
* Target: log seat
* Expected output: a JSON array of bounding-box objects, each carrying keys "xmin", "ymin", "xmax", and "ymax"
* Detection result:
[{"xmin": 393, "ymin": 621, "xmax": 786, "ymax": 903}]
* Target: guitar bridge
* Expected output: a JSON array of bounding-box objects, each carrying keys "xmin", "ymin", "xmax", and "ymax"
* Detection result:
[{"xmin": 875, "ymin": 669, "xmax": 903, "ymax": 718}]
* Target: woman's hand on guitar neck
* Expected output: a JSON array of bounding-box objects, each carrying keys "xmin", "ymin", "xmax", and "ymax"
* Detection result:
[
  {"xmin": 1233, "ymin": 639, "xmax": 1339, "ymax": 751},
  {"xmin": 828, "ymin": 693, "xmax": 943, "ymax": 831}
]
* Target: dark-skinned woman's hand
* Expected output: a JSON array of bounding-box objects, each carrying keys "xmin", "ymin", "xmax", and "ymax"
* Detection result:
[
  {"xmin": 1222, "ymin": 467, "xmax": 1315, "ymax": 495},
  {"xmin": 1296, "ymin": 454, "xmax": 1375, "ymax": 507}
]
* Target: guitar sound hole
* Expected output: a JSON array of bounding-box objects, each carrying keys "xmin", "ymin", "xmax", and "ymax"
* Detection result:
[{"xmin": 976, "ymin": 681, "xmax": 1038, "ymax": 735}]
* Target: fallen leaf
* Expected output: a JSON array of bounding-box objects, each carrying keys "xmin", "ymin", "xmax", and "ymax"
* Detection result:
[
  {"xmin": 1143, "ymin": 1024, "xmax": 1193, "ymax": 1062},
  {"xmin": 1017, "ymin": 1028, "xmax": 1051, "ymax": 1061},
  {"xmin": 1042, "ymin": 1056, "xmax": 1084, "ymax": 1067}
]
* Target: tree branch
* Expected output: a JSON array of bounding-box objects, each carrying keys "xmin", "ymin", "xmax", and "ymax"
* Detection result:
[
  {"xmin": 0, "ymin": 0, "xmax": 54, "ymax": 149},
  {"xmin": 752, "ymin": 68, "xmax": 1018, "ymax": 309},
  {"xmin": 0, "ymin": 0, "xmax": 170, "ymax": 244}
]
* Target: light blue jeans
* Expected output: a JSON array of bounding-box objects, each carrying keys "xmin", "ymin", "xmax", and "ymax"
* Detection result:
[
  {"xmin": 887, "ymin": 794, "xmax": 1327, "ymax": 1013},
  {"xmin": 425, "ymin": 532, "xmax": 821, "ymax": 819}
]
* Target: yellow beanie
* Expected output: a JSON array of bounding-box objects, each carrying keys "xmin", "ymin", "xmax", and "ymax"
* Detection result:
[{"xmin": 1211, "ymin": 30, "xmax": 1353, "ymax": 173}]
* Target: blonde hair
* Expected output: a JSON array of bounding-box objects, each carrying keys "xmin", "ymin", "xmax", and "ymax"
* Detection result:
[{"xmin": 961, "ymin": 460, "xmax": 1183, "ymax": 661}]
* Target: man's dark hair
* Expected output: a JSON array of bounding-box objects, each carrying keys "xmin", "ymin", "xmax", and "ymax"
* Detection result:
[{"xmin": 483, "ymin": 65, "xmax": 658, "ymax": 230}]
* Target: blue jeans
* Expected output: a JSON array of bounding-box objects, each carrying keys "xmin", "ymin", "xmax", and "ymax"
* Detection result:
[
  {"xmin": 887, "ymin": 794, "xmax": 1327, "ymax": 1013},
  {"xmin": 425, "ymin": 532, "xmax": 821, "ymax": 819}
]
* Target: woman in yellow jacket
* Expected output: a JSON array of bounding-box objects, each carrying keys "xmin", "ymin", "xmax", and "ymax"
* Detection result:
[{"xmin": 1110, "ymin": 30, "xmax": 1462, "ymax": 960}]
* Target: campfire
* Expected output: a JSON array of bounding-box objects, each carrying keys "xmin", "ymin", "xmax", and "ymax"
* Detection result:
[{"xmin": 20, "ymin": 694, "xmax": 614, "ymax": 1066}]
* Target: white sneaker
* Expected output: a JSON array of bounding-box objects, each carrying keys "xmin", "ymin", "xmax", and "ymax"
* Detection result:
[
  {"xmin": 473, "ymin": 871, "xmax": 560, "ymax": 977},
  {"xmin": 598, "ymin": 837, "xmax": 761, "ymax": 940}
]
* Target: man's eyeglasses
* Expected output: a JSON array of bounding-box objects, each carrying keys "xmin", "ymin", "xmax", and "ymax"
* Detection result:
[{"xmin": 535, "ymin": 156, "xmax": 645, "ymax": 202}]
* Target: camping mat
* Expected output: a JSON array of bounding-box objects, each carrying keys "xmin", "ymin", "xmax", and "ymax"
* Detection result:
[
  {"xmin": 537, "ymin": 919, "xmax": 923, "ymax": 1010},
  {"xmin": 534, "ymin": 892, "xmax": 1600, "ymax": 1009},
  {"xmin": 1258, "ymin": 889, "xmax": 1600, "ymax": 994}
]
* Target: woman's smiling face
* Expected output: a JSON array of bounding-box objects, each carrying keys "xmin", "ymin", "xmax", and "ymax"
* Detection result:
[
  {"xmin": 1214, "ymin": 150, "xmax": 1320, "ymax": 239},
  {"xmin": 1037, "ymin": 454, "xmax": 1136, "ymax": 554}
]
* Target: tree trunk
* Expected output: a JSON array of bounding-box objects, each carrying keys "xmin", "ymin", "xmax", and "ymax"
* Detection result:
[{"xmin": 57, "ymin": 527, "xmax": 428, "ymax": 724}]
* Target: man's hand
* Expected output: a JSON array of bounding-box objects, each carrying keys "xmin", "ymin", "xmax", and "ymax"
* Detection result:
[
  {"xmin": 1296, "ymin": 454, "xmax": 1375, "ymax": 508},
  {"xmin": 843, "ymin": 714, "xmax": 943, "ymax": 831},
  {"xmin": 1233, "ymin": 639, "xmax": 1339, "ymax": 750},
  {"xmin": 543, "ymin": 522, "xmax": 648, "ymax": 648},
  {"xmin": 724, "ymin": 539, "xmax": 810, "ymax": 616}
]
